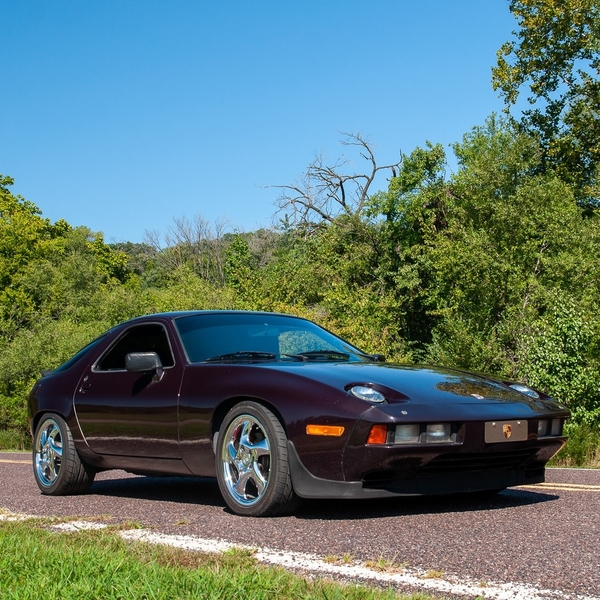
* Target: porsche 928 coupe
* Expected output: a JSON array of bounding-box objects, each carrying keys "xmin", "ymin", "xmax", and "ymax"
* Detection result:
[{"xmin": 28, "ymin": 311, "xmax": 569, "ymax": 516}]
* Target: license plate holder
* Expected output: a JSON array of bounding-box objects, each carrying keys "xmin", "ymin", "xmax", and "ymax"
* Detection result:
[{"xmin": 485, "ymin": 420, "xmax": 527, "ymax": 443}]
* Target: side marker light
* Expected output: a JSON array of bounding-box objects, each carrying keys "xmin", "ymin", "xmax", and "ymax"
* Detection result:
[{"xmin": 306, "ymin": 425, "xmax": 345, "ymax": 437}]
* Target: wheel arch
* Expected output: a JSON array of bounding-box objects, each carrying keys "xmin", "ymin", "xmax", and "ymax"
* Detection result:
[
  {"xmin": 29, "ymin": 383, "xmax": 78, "ymax": 438},
  {"xmin": 211, "ymin": 395, "xmax": 288, "ymax": 449},
  {"xmin": 30, "ymin": 409, "xmax": 65, "ymax": 439}
]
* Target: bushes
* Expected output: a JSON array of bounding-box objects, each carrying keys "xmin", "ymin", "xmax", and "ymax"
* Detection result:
[
  {"xmin": 0, "ymin": 319, "xmax": 108, "ymax": 436},
  {"xmin": 551, "ymin": 423, "xmax": 600, "ymax": 468},
  {"xmin": 1, "ymin": 119, "xmax": 600, "ymax": 456}
]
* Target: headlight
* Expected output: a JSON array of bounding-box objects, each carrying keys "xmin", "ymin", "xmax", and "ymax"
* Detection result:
[
  {"xmin": 349, "ymin": 385, "xmax": 386, "ymax": 403},
  {"xmin": 425, "ymin": 423, "xmax": 452, "ymax": 443},
  {"xmin": 388, "ymin": 422, "xmax": 457, "ymax": 445},
  {"xmin": 538, "ymin": 418, "xmax": 565, "ymax": 438},
  {"xmin": 551, "ymin": 418, "xmax": 563, "ymax": 436},
  {"xmin": 538, "ymin": 419, "xmax": 548, "ymax": 437},
  {"xmin": 394, "ymin": 424, "xmax": 420, "ymax": 444},
  {"xmin": 509, "ymin": 383, "xmax": 540, "ymax": 399}
]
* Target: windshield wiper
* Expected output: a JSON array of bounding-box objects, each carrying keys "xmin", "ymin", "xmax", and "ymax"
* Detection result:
[
  {"xmin": 288, "ymin": 350, "xmax": 351, "ymax": 361},
  {"xmin": 205, "ymin": 351, "xmax": 277, "ymax": 363}
]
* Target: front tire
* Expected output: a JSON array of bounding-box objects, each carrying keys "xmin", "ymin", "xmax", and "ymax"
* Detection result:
[
  {"xmin": 33, "ymin": 414, "xmax": 96, "ymax": 495},
  {"xmin": 216, "ymin": 402, "xmax": 301, "ymax": 517}
]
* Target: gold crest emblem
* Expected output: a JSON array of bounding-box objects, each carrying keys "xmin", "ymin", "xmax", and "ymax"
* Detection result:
[{"xmin": 503, "ymin": 424, "xmax": 512, "ymax": 439}]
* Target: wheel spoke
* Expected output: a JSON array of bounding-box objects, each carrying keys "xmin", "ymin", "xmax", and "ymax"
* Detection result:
[
  {"xmin": 251, "ymin": 461, "xmax": 267, "ymax": 492},
  {"xmin": 238, "ymin": 418, "xmax": 270, "ymax": 458},
  {"xmin": 234, "ymin": 468, "xmax": 253, "ymax": 497},
  {"xmin": 238, "ymin": 421, "xmax": 254, "ymax": 447},
  {"xmin": 225, "ymin": 439, "xmax": 238, "ymax": 462},
  {"xmin": 243, "ymin": 435, "xmax": 270, "ymax": 458},
  {"xmin": 40, "ymin": 428, "xmax": 49, "ymax": 449},
  {"xmin": 48, "ymin": 436, "xmax": 63, "ymax": 459},
  {"xmin": 43, "ymin": 461, "xmax": 57, "ymax": 482}
]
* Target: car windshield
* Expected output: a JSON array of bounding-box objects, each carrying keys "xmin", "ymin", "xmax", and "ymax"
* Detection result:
[{"xmin": 173, "ymin": 313, "xmax": 372, "ymax": 364}]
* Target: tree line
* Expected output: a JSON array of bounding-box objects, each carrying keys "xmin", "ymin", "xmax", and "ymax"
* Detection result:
[{"xmin": 1, "ymin": 0, "xmax": 599, "ymax": 458}]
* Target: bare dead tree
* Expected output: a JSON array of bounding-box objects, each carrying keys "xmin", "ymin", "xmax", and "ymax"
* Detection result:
[
  {"xmin": 144, "ymin": 215, "xmax": 231, "ymax": 285},
  {"xmin": 273, "ymin": 133, "xmax": 402, "ymax": 231}
]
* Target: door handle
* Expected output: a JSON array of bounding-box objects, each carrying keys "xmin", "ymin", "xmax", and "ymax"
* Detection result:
[{"xmin": 79, "ymin": 375, "xmax": 91, "ymax": 393}]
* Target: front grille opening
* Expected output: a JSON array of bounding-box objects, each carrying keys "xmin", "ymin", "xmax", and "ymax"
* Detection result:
[
  {"xmin": 420, "ymin": 448, "xmax": 540, "ymax": 474},
  {"xmin": 362, "ymin": 448, "xmax": 542, "ymax": 490}
]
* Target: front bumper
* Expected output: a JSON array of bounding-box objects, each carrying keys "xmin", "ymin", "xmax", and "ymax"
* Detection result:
[{"xmin": 287, "ymin": 437, "xmax": 566, "ymax": 499}]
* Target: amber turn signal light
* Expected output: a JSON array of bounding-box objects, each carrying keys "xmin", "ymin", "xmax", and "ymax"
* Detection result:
[
  {"xmin": 306, "ymin": 424, "xmax": 345, "ymax": 437},
  {"xmin": 366, "ymin": 424, "xmax": 388, "ymax": 444}
]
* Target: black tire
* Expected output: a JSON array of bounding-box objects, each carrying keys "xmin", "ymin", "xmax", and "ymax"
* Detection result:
[
  {"xmin": 215, "ymin": 402, "xmax": 301, "ymax": 517},
  {"xmin": 32, "ymin": 414, "xmax": 96, "ymax": 495}
]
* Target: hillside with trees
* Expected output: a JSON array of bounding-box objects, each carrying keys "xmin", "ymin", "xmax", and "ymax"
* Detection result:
[{"xmin": 1, "ymin": 0, "xmax": 599, "ymax": 462}]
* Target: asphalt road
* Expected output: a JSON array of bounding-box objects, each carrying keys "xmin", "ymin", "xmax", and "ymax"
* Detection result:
[{"xmin": 2, "ymin": 452, "xmax": 599, "ymax": 599}]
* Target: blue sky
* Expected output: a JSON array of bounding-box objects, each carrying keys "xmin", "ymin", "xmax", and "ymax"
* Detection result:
[{"xmin": 3, "ymin": 1, "xmax": 518, "ymax": 243}]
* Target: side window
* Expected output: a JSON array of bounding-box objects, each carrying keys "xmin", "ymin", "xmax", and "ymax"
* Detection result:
[{"xmin": 96, "ymin": 324, "xmax": 175, "ymax": 371}]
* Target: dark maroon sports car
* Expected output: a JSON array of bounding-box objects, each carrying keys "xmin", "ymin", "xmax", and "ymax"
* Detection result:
[{"xmin": 28, "ymin": 311, "xmax": 569, "ymax": 516}]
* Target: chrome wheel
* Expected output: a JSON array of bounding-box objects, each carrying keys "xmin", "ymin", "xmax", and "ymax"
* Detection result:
[
  {"xmin": 216, "ymin": 402, "xmax": 300, "ymax": 517},
  {"xmin": 34, "ymin": 416, "xmax": 63, "ymax": 487},
  {"xmin": 221, "ymin": 414, "xmax": 271, "ymax": 506},
  {"xmin": 32, "ymin": 413, "xmax": 96, "ymax": 495}
]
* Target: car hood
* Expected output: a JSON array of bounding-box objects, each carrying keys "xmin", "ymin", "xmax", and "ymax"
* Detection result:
[{"xmin": 262, "ymin": 361, "xmax": 564, "ymax": 411}]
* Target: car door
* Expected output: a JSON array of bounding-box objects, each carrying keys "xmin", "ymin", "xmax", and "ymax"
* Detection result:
[{"xmin": 73, "ymin": 322, "xmax": 182, "ymax": 458}]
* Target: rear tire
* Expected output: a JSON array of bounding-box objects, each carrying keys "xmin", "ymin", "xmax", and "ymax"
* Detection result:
[
  {"xmin": 216, "ymin": 402, "xmax": 301, "ymax": 517},
  {"xmin": 33, "ymin": 414, "xmax": 96, "ymax": 495}
]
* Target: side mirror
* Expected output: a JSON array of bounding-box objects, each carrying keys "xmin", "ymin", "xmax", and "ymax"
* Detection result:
[
  {"xmin": 125, "ymin": 352, "xmax": 163, "ymax": 373},
  {"xmin": 368, "ymin": 354, "xmax": 386, "ymax": 363}
]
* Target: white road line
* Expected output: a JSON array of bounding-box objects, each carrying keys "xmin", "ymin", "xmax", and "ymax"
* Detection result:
[{"xmin": 119, "ymin": 529, "xmax": 600, "ymax": 600}]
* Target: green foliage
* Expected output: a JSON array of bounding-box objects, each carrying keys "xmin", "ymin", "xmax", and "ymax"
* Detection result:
[
  {"xmin": 493, "ymin": 0, "xmax": 600, "ymax": 106},
  {"xmin": 145, "ymin": 265, "xmax": 236, "ymax": 312},
  {"xmin": 225, "ymin": 233, "xmax": 259, "ymax": 307},
  {"xmin": 0, "ymin": 427, "xmax": 28, "ymax": 450},
  {"xmin": 492, "ymin": 0, "xmax": 600, "ymax": 203},
  {"xmin": 0, "ymin": 319, "xmax": 108, "ymax": 434},
  {"xmin": 553, "ymin": 422, "xmax": 600, "ymax": 467},
  {"xmin": 517, "ymin": 300, "xmax": 600, "ymax": 424},
  {"xmin": 253, "ymin": 218, "xmax": 414, "ymax": 361},
  {"xmin": 2, "ymin": 102, "xmax": 600, "ymax": 448},
  {"xmin": 0, "ymin": 175, "xmax": 53, "ymax": 327},
  {"xmin": 0, "ymin": 176, "xmax": 132, "ymax": 332}
]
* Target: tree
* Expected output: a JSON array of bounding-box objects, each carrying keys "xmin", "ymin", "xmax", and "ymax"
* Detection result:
[
  {"xmin": 274, "ymin": 133, "xmax": 402, "ymax": 232},
  {"xmin": 405, "ymin": 119, "xmax": 600, "ymax": 422},
  {"xmin": 492, "ymin": 0, "xmax": 600, "ymax": 204},
  {"xmin": 0, "ymin": 175, "xmax": 50, "ymax": 290},
  {"xmin": 144, "ymin": 215, "xmax": 230, "ymax": 286},
  {"xmin": 0, "ymin": 175, "xmax": 133, "ymax": 331}
]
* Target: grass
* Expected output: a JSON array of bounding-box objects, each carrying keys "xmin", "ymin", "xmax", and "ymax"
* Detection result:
[
  {"xmin": 549, "ymin": 423, "xmax": 600, "ymax": 468},
  {"xmin": 0, "ymin": 429, "xmax": 30, "ymax": 452},
  {"xmin": 422, "ymin": 570, "xmax": 444, "ymax": 580},
  {"xmin": 0, "ymin": 519, "xmax": 438, "ymax": 600},
  {"xmin": 323, "ymin": 553, "xmax": 354, "ymax": 565},
  {"xmin": 364, "ymin": 557, "xmax": 407, "ymax": 573}
]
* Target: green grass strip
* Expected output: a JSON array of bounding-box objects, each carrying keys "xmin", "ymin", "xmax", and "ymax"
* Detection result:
[{"xmin": 0, "ymin": 520, "xmax": 436, "ymax": 600}]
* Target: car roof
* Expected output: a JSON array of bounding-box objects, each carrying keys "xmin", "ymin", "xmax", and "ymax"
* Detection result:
[{"xmin": 125, "ymin": 310, "xmax": 303, "ymax": 323}]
